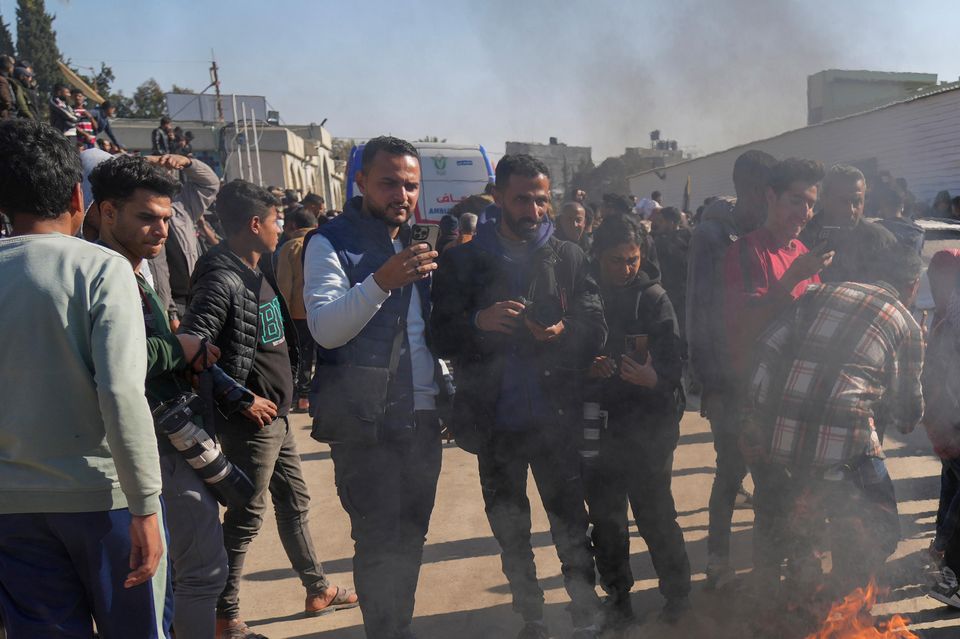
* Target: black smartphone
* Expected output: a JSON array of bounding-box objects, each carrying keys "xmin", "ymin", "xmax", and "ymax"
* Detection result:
[
  {"xmin": 411, "ymin": 224, "xmax": 441, "ymax": 251},
  {"xmin": 817, "ymin": 226, "xmax": 843, "ymax": 251}
]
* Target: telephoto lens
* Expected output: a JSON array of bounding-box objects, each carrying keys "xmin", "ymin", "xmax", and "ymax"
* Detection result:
[{"xmin": 153, "ymin": 392, "xmax": 255, "ymax": 508}]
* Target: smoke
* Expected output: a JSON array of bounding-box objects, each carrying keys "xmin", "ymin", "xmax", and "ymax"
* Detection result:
[{"xmin": 462, "ymin": 0, "xmax": 877, "ymax": 160}]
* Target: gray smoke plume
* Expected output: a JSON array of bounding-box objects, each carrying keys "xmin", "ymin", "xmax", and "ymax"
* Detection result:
[{"xmin": 462, "ymin": 0, "xmax": 875, "ymax": 159}]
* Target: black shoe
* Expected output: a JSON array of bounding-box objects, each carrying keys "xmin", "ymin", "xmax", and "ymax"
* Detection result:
[
  {"xmin": 659, "ymin": 597, "xmax": 691, "ymax": 624},
  {"xmin": 600, "ymin": 594, "xmax": 634, "ymax": 630},
  {"xmin": 516, "ymin": 621, "xmax": 551, "ymax": 639}
]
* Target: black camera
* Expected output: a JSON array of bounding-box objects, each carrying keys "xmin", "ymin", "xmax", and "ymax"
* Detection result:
[
  {"xmin": 518, "ymin": 295, "xmax": 565, "ymax": 328},
  {"xmin": 207, "ymin": 365, "xmax": 254, "ymax": 416},
  {"xmin": 152, "ymin": 392, "xmax": 255, "ymax": 508}
]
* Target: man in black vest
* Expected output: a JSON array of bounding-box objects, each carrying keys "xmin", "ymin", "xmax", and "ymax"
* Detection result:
[
  {"xmin": 303, "ymin": 136, "xmax": 441, "ymax": 639},
  {"xmin": 431, "ymin": 155, "xmax": 606, "ymax": 639}
]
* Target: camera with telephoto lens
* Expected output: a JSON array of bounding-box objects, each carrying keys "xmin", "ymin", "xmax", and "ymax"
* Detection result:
[
  {"xmin": 152, "ymin": 391, "xmax": 255, "ymax": 509},
  {"xmin": 517, "ymin": 294, "xmax": 565, "ymax": 328}
]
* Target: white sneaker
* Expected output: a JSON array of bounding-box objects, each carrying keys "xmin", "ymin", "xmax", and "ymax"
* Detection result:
[{"xmin": 929, "ymin": 566, "xmax": 960, "ymax": 610}]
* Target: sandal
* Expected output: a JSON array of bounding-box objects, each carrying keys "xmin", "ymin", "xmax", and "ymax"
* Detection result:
[
  {"xmin": 215, "ymin": 618, "xmax": 269, "ymax": 639},
  {"xmin": 304, "ymin": 585, "xmax": 360, "ymax": 617}
]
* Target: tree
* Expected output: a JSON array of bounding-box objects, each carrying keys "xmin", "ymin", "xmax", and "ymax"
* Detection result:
[
  {"xmin": 170, "ymin": 84, "xmax": 195, "ymax": 94},
  {"xmin": 416, "ymin": 135, "xmax": 447, "ymax": 143},
  {"xmin": 129, "ymin": 78, "xmax": 167, "ymax": 119},
  {"xmin": 72, "ymin": 61, "xmax": 115, "ymax": 99},
  {"xmin": 0, "ymin": 16, "xmax": 14, "ymax": 58},
  {"xmin": 16, "ymin": 0, "xmax": 63, "ymax": 96}
]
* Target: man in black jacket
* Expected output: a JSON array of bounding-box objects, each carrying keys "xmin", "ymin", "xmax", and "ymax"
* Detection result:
[
  {"xmin": 431, "ymin": 154, "xmax": 606, "ymax": 639},
  {"xmin": 180, "ymin": 180, "xmax": 356, "ymax": 639}
]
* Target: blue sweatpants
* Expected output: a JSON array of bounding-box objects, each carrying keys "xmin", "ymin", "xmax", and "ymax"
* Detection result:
[{"xmin": 0, "ymin": 508, "xmax": 168, "ymax": 639}]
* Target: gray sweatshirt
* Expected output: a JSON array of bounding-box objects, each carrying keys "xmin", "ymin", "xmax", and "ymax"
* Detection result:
[{"xmin": 0, "ymin": 234, "xmax": 161, "ymax": 516}]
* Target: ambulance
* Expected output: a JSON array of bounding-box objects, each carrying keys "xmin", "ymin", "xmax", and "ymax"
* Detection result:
[{"xmin": 346, "ymin": 142, "xmax": 495, "ymax": 224}]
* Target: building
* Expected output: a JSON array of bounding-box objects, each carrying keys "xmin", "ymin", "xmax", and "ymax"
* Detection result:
[
  {"xmin": 109, "ymin": 118, "xmax": 344, "ymax": 210},
  {"xmin": 628, "ymin": 83, "xmax": 960, "ymax": 213},
  {"xmin": 807, "ymin": 69, "xmax": 939, "ymax": 125},
  {"xmin": 505, "ymin": 137, "xmax": 592, "ymax": 198}
]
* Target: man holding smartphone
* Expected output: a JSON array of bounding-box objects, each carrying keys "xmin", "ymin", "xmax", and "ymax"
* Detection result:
[
  {"xmin": 431, "ymin": 154, "xmax": 606, "ymax": 639},
  {"xmin": 304, "ymin": 136, "xmax": 440, "ymax": 639},
  {"xmin": 723, "ymin": 158, "xmax": 832, "ymax": 603},
  {"xmin": 799, "ymin": 164, "xmax": 896, "ymax": 283}
]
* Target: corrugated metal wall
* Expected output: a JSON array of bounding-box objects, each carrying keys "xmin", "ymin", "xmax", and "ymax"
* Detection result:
[{"xmin": 628, "ymin": 87, "xmax": 960, "ymax": 210}]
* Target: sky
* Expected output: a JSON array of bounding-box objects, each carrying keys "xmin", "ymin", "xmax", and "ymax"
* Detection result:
[{"xmin": 3, "ymin": 0, "xmax": 959, "ymax": 161}]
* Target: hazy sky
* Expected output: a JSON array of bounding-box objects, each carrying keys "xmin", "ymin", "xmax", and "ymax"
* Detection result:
[{"xmin": 4, "ymin": 0, "xmax": 959, "ymax": 160}]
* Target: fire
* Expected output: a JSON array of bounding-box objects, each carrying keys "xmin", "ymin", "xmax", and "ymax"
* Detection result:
[{"xmin": 805, "ymin": 581, "xmax": 918, "ymax": 639}]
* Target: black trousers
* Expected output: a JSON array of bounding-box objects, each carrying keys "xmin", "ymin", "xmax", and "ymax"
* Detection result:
[
  {"xmin": 293, "ymin": 319, "xmax": 316, "ymax": 399},
  {"xmin": 753, "ymin": 457, "xmax": 901, "ymax": 596},
  {"xmin": 331, "ymin": 412, "xmax": 442, "ymax": 639},
  {"xmin": 704, "ymin": 391, "xmax": 749, "ymax": 561},
  {"xmin": 477, "ymin": 427, "xmax": 599, "ymax": 627},
  {"xmin": 582, "ymin": 424, "xmax": 691, "ymax": 603}
]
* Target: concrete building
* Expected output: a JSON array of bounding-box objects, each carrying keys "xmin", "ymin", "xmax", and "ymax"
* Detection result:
[
  {"xmin": 628, "ymin": 83, "xmax": 960, "ymax": 212},
  {"xmin": 109, "ymin": 118, "xmax": 344, "ymax": 210},
  {"xmin": 807, "ymin": 69, "xmax": 939, "ymax": 125},
  {"xmin": 505, "ymin": 137, "xmax": 592, "ymax": 198}
]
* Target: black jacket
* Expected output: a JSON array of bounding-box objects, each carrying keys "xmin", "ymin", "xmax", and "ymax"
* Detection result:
[
  {"xmin": 180, "ymin": 243, "xmax": 299, "ymax": 387},
  {"xmin": 431, "ymin": 221, "xmax": 606, "ymax": 445},
  {"xmin": 593, "ymin": 259, "xmax": 683, "ymax": 433}
]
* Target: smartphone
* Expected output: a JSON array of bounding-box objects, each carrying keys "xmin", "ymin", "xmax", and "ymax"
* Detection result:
[
  {"xmin": 817, "ymin": 226, "xmax": 843, "ymax": 251},
  {"xmin": 624, "ymin": 334, "xmax": 648, "ymax": 362},
  {"xmin": 411, "ymin": 224, "xmax": 441, "ymax": 252}
]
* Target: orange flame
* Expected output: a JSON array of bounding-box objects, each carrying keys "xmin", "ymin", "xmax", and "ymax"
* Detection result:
[{"xmin": 805, "ymin": 581, "xmax": 918, "ymax": 639}]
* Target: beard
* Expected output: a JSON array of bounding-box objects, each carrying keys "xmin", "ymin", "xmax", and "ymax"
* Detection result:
[
  {"xmin": 368, "ymin": 201, "xmax": 409, "ymax": 228},
  {"xmin": 503, "ymin": 212, "xmax": 541, "ymax": 241}
]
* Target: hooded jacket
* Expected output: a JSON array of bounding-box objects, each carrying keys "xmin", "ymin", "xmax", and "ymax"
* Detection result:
[
  {"xmin": 180, "ymin": 243, "xmax": 299, "ymax": 389},
  {"xmin": 431, "ymin": 217, "xmax": 606, "ymax": 442},
  {"xmin": 592, "ymin": 257, "xmax": 683, "ymax": 431},
  {"xmin": 685, "ymin": 197, "xmax": 741, "ymax": 391}
]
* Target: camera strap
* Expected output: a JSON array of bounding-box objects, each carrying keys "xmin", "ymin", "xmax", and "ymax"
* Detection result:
[{"xmin": 387, "ymin": 286, "xmax": 413, "ymax": 378}]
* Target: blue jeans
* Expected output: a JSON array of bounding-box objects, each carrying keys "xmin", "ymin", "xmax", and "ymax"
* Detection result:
[
  {"xmin": 936, "ymin": 458, "xmax": 960, "ymax": 573},
  {"xmin": 0, "ymin": 509, "xmax": 168, "ymax": 639}
]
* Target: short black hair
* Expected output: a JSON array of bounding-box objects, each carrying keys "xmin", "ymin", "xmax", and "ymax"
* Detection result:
[
  {"xmin": 651, "ymin": 190, "xmax": 662, "ymax": 200},
  {"xmin": 216, "ymin": 180, "xmax": 280, "ymax": 235},
  {"xmin": 70, "ymin": 88, "xmax": 83, "ymax": 96},
  {"xmin": 659, "ymin": 206, "xmax": 682, "ymax": 225},
  {"xmin": 733, "ymin": 149, "xmax": 777, "ymax": 190},
  {"xmin": 873, "ymin": 185, "xmax": 903, "ymax": 212},
  {"xmin": 602, "ymin": 193, "xmax": 631, "ymax": 215},
  {"xmin": 302, "ymin": 193, "xmax": 325, "ymax": 207},
  {"xmin": 89, "ymin": 155, "xmax": 181, "ymax": 205},
  {"xmin": 0, "ymin": 119, "xmax": 82, "ymax": 220},
  {"xmin": 766, "ymin": 158, "xmax": 825, "ymax": 196},
  {"xmin": 361, "ymin": 136, "xmax": 419, "ymax": 173},
  {"xmin": 100, "ymin": 100, "xmax": 113, "ymax": 110},
  {"xmin": 495, "ymin": 153, "xmax": 549, "ymax": 189},
  {"xmin": 287, "ymin": 207, "xmax": 318, "ymax": 230},
  {"xmin": 592, "ymin": 212, "xmax": 647, "ymax": 256},
  {"xmin": 160, "ymin": 116, "xmax": 171, "ymax": 126},
  {"xmin": 861, "ymin": 242, "xmax": 922, "ymax": 292}
]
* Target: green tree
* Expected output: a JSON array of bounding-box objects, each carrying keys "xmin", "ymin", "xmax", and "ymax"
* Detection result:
[
  {"xmin": 0, "ymin": 16, "xmax": 14, "ymax": 58},
  {"xmin": 129, "ymin": 78, "xmax": 166, "ymax": 119},
  {"xmin": 170, "ymin": 84, "xmax": 195, "ymax": 94},
  {"xmin": 71, "ymin": 61, "xmax": 115, "ymax": 99},
  {"xmin": 16, "ymin": 0, "xmax": 63, "ymax": 96}
]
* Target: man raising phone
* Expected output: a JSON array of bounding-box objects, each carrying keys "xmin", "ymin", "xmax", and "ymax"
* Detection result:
[{"xmin": 303, "ymin": 136, "xmax": 441, "ymax": 639}]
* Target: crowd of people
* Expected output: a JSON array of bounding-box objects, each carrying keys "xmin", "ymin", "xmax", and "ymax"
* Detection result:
[{"xmin": 0, "ymin": 109, "xmax": 959, "ymax": 639}]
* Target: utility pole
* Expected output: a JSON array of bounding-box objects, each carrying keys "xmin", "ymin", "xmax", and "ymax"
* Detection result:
[{"xmin": 210, "ymin": 50, "xmax": 224, "ymax": 123}]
